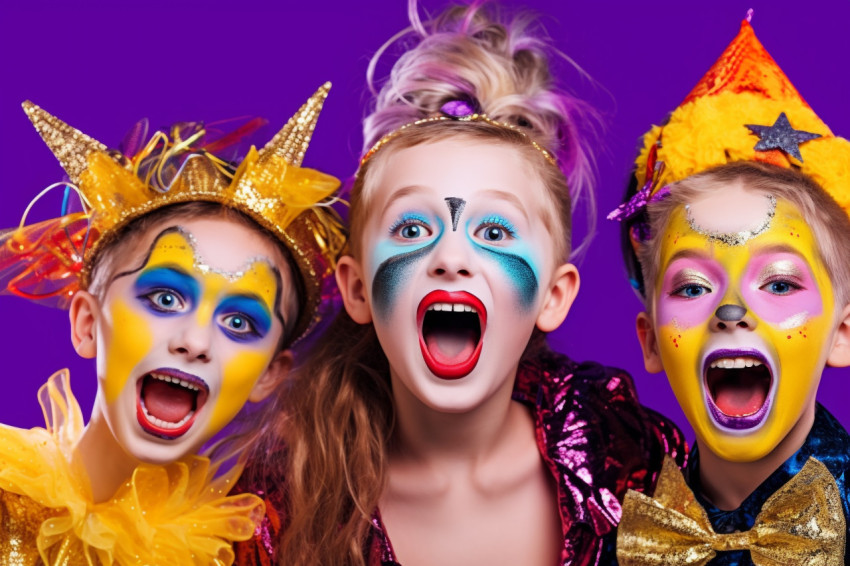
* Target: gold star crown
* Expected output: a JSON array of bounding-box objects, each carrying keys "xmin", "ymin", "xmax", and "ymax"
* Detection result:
[{"xmin": 18, "ymin": 83, "xmax": 345, "ymax": 341}]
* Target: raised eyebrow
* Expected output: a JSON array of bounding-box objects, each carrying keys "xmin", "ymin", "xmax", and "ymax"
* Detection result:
[
  {"xmin": 666, "ymin": 248, "xmax": 712, "ymax": 265},
  {"xmin": 476, "ymin": 189, "xmax": 529, "ymax": 223},
  {"xmin": 380, "ymin": 185, "xmax": 438, "ymax": 218}
]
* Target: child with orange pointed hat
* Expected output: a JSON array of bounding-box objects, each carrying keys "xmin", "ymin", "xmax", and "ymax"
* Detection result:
[
  {"xmin": 609, "ymin": 12, "xmax": 850, "ymax": 565},
  {"xmin": 0, "ymin": 86, "xmax": 345, "ymax": 565}
]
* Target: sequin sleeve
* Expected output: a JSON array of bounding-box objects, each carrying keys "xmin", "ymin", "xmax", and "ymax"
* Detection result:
[{"xmin": 513, "ymin": 347, "xmax": 688, "ymax": 566}]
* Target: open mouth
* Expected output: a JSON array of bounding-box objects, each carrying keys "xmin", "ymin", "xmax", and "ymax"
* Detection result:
[
  {"xmin": 703, "ymin": 349, "xmax": 772, "ymax": 430},
  {"xmin": 136, "ymin": 368, "xmax": 209, "ymax": 440},
  {"xmin": 417, "ymin": 290, "xmax": 487, "ymax": 379}
]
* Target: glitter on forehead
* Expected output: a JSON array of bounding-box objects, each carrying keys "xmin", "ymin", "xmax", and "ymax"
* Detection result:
[
  {"xmin": 176, "ymin": 227, "xmax": 274, "ymax": 282},
  {"xmin": 685, "ymin": 194, "xmax": 777, "ymax": 246}
]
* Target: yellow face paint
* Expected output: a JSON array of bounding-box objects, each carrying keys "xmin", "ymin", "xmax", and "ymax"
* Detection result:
[
  {"xmin": 101, "ymin": 298, "xmax": 154, "ymax": 403},
  {"xmin": 652, "ymin": 197, "xmax": 837, "ymax": 462},
  {"xmin": 100, "ymin": 225, "xmax": 283, "ymax": 453}
]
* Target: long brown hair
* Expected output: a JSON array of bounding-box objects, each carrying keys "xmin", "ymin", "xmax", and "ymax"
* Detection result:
[{"xmin": 276, "ymin": 3, "xmax": 595, "ymax": 563}]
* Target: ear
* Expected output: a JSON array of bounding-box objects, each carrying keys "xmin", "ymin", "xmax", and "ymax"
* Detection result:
[
  {"xmin": 536, "ymin": 263, "xmax": 580, "ymax": 332},
  {"xmin": 636, "ymin": 311, "xmax": 664, "ymax": 373},
  {"xmin": 336, "ymin": 255, "xmax": 372, "ymax": 324},
  {"xmin": 69, "ymin": 291, "xmax": 99, "ymax": 359},
  {"xmin": 826, "ymin": 304, "xmax": 850, "ymax": 367},
  {"xmin": 249, "ymin": 349, "xmax": 294, "ymax": 402}
]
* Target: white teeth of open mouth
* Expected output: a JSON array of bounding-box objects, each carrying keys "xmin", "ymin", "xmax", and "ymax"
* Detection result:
[
  {"xmin": 140, "ymin": 398, "xmax": 195, "ymax": 429},
  {"xmin": 426, "ymin": 302, "xmax": 477, "ymax": 313},
  {"xmin": 149, "ymin": 372, "xmax": 202, "ymax": 391},
  {"xmin": 708, "ymin": 357, "xmax": 763, "ymax": 369}
]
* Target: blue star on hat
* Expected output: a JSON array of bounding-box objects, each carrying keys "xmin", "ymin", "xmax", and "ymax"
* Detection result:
[{"xmin": 746, "ymin": 112, "xmax": 821, "ymax": 162}]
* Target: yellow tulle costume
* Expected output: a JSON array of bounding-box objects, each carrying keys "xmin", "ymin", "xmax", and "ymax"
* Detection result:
[{"xmin": 0, "ymin": 371, "xmax": 264, "ymax": 566}]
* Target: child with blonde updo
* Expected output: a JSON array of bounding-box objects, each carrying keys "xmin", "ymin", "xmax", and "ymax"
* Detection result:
[{"xmin": 236, "ymin": 3, "xmax": 685, "ymax": 565}]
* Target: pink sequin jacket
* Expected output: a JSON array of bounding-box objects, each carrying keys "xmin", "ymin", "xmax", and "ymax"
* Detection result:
[{"xmin": 234, "ymin": 347, "xmax": 687, "ymax": 566}]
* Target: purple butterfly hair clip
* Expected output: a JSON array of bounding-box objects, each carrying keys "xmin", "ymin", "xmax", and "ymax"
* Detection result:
[{"xmin": 607, "ymin": 161, "xmax": 670, "ymax": 242}]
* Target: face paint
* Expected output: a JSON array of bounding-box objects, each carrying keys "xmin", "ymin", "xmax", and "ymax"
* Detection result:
[
  {"xmin": 651, "ymin": 195, "xmax": 836, "ymax": 462},
  {"xmin": 467, "ymin": 213, "xmax": 540, "ymax": 311},
  {"xmin": 95, "ymin": 219, "xmax": 286, "ymax": 464},
  {"xmin": 357, "ymin": 139, "xmax": 563, "ymax": 414},
  {"xmin": 372, "ymin": 213, "xmax": 444, "ymax": 320},
  {"xmin": 444, "ymin": 197, "xmax": 466, "ymax": 231}
]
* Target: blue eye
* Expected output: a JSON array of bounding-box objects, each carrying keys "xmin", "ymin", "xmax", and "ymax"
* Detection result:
[
  {"xmin": 389, "ymin": 215, "xmax": 432, "ymax": 240},
  {"xmin": 761, "ymin": 280, "xmax": 800, "ymax": 295},
  {"xmin": 220, "ymin": 313, "xmax": 259, "ymax": 339},
  {"xmin": 673, "ymin": 284, "xmax": 711, "ymax": 299},
  {"xmin": 401, "ymin": 225, "xmax": 422, "ymax": 239},
  {"xmin": 475, "ymin": 217, "xmax": 516, "ymax": 243},
  {"xmin": 143, "ymin": 290, "xmax": 186, "ymax": 313}
]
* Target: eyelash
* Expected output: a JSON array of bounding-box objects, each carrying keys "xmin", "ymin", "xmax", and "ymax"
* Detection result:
[
  {"xmin": 389, "ymin": 214, "xmax": 432, "ymax": 239},
  {"xmin": 760, "ymin": 275, "xmax": 803, "ymax": 295},
  {"xmin": 218, "ymin": 313, "xmax": 262, "ymax": 341},
  {"xmin": 475, "ymin": 216, "xmax": 517, "ymax": 242},
  {"xmin": 139, "ymin": 289, "xmax": 187, "ymax": 313}
]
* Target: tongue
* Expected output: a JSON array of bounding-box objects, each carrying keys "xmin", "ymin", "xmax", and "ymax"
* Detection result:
[
  {"xmin": 425, "ymin": 328, "xmax": 477, "ymax": 366},
  {"xmin": 142, "ymin": 378, "xmax": 194, "ymax": 423},
  {"xmin": 714, "ymin": 374, "xmax": 768, "ymax": 417}
]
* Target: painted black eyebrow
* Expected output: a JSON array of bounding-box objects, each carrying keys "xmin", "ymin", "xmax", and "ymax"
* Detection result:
[{"xmin": 110, "ymin": 226, "xmax": 186, "ymax": 284}]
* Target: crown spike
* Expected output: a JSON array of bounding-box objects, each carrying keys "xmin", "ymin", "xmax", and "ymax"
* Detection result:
[
  {"xmin": 22, "ymin": 101, "xmax": 109, "ymax": 184},
  {"xmin": 258, "ymin": 82, "xmax": 331, "ymax": 166}
]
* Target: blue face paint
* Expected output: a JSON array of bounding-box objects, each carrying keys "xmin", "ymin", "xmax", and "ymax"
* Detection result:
[
  {"xmin": 372, "ymin": 214, "xmax": 444, "ymax": 320},
  {"xmin": 215, "ymin": 295, "xmax": 272, "ymax": 342},
  {"xmin": 468, "ymin": 214, "xmax": 539, "ymax": 311},
  {"xmin": 134, "ymin": 267, "xmax": 200, "ymax": 316}
]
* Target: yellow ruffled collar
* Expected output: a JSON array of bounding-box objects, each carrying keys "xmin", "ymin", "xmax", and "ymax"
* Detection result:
[{"xmin": 0, "ymin": 370, "xmax": 263, "ymax": 565}]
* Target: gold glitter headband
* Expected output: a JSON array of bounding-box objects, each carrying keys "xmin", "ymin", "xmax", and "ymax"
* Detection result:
[
  {"xmin": 360, "ymin": 103, "xmax": 557, "ymax": 168},
  {"xmin": 15, "ymin": 83, "xmax": 346, "ymax": 342}
]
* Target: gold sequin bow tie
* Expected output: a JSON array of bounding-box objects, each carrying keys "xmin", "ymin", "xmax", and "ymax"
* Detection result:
[{"xmin": 617, "ymin": 456, "xmax": 845, "ymax": 565}]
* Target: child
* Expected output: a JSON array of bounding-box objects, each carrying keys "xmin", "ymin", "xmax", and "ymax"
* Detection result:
[
  {"xmin": 236, "ymin": 4, "xmax": 686, "ymax": 566},
  {"xmin": 0, "ymin": 84, "xmax": 345, "ymax": 565},
  {"xmin": 610, "ymin": 15, "xmax": 850, "ymax": 565}
]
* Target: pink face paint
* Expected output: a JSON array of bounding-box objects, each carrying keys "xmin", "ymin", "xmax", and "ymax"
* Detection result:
[
  {"xmin": 657, "ymin": 256, "xmax": 727, "ymax": 329},
  {"xmin": 742, "ymin": 252, "xmax": 822, "ymax": 326}
]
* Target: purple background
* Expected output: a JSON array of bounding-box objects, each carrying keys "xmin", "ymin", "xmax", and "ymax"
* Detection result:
[{"xmin": 1, "ymin": 0, "xmax": 849, "ymax": 444}]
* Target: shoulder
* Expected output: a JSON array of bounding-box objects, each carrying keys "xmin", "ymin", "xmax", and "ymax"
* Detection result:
[{"xmin": 516, "ymin": 345, "xmax": 688, "ymax": 494}]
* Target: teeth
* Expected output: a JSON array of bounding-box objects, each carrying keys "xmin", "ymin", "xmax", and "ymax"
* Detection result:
[
  {"xmin": 427, "ymin": 302, "xmax": 477, "ymax": 314},
  {"xmin": 140, "ymin": 398, "xmax": 195, "ymax": 430},
  {"xmin": 149, "ymin": 372, "xmax": 201, "ymax": 391},
  {"xmin": 709, "ymin": 357, "xmax": 764, "ymax": 369}
]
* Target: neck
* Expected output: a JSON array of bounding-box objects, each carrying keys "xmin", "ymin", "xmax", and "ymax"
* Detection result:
[
  {"xmin": 72, "ymin": 396, "xmax": 142, "ymax": 504},
  {"xmin": 696, "ymin": 403, "xmax": 816, "ymax": 511},
  {"xmin": 389, "ymin": 364, "xmax": 525, "ymax": 469}
]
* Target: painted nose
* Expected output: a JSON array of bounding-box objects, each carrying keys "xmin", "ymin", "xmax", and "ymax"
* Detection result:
[{"xmin": 711, "ymin": 304, "xmax": 753, "ymax": 331}]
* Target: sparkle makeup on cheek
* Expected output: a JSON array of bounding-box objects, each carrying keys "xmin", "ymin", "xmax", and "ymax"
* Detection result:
[
  {"xmin": 467, "ymin": 214, "xmax": 539, "ymax": 311},
  {"xmin": 372, "ymin": 214, "xmax": 444, "ymax": 320}
]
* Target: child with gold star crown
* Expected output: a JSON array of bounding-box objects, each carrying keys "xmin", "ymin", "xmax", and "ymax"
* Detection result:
[
  {"xmin": 609, "ymin": 12, "xmax": 850, "ymax": 565},
  {"xmin": 0, "ymin": 85, "xmax": 345, "ymax": 565}
]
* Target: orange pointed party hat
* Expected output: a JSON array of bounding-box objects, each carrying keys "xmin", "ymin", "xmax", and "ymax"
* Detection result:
[{"xmin": 631, "ymin": 14, "xmax": 850, "ymax": 214}]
